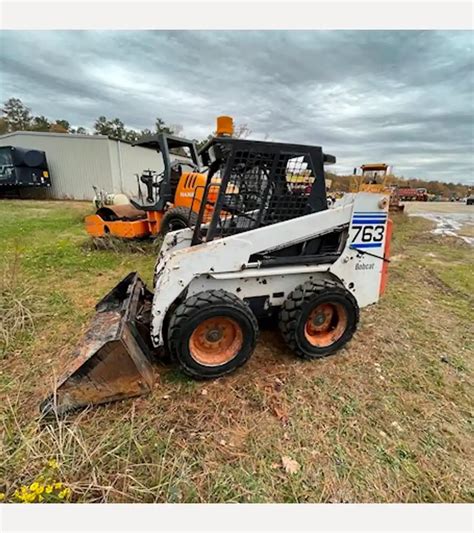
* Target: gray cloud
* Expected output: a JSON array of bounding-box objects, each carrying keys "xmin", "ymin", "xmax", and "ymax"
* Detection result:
[{"xmin": 1, "ymin": 30, "xmax": 473, "ymax": 183}]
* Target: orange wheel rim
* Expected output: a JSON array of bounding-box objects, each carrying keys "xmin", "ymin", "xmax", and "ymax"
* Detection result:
[
  {"xmin": 189, "ymin": 316, "xmax": 243, "ymax": 366},
  {"xmin": 304, "ymin": 303, "xmax": 348, "ymax": 347}
]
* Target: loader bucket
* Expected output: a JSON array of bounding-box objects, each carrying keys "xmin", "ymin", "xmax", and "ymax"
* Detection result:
[{"xmin": 40, "ymin": 272, "xmax": 155, "ymax": 417}]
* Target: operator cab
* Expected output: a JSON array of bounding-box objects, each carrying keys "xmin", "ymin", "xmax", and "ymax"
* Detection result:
[
  {"xmin": 195, "ymin": 135, "xmax": 336, "ymax": 244},
  {"xmin": 131, "ymin": 134, "xmax": 201, "ymax": 210},
  {"xmin": 359, "ymin": 163, "xmax": 390, "ymax": 185}
]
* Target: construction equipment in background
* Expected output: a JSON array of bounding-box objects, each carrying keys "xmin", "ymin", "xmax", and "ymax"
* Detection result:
[
  {"xmin": 351, "ymin": 163, "xmax": 404, "ymax": 212},
  {"xmin": 397, "ymin": 187, "xmax": 428, "ymax": 202},
  {"xmin": 0, "ymin": 145, "xmax": 51, "ymax": 191},
  {"xmin": 41, "ymin": 120, "xmax": 393, "ymax": 416},
  {"xmin": 85, "ymin": 129, "xmax": 212, "ymax": 239},
  {"xmin": 92, "ymin": 185, "xmax": 130, "ymax": 209}
]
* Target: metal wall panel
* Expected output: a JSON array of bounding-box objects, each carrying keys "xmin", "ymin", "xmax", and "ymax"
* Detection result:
[
  {"xmin": 0, "ymin": 132, "xmax": 114, "ymax": 200},
  {"xmin": 0, "ymin": 133, "xmax": 166, "ymax": 201},
  {"xmin": 109, "ymin": 140, "xmax": 165, "ymax": 198}
]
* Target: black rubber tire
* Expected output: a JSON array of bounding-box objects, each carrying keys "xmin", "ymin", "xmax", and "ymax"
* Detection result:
[
  {"xmin": 160, "ymin": 206, "xmax": 198, "ymax": 235},
  {"xmin": 278, "ymin": 279, "xmax": 359, "ymax": 360},
  {"xmin": 167, "ymin": 290, "xmax": 258, "ymax": 379}
]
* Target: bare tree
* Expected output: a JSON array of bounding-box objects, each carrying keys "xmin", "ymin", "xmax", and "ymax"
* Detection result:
[
  {"xmin": 155, "ymin": 117, "xmax": 174, "ymax": 135},
  {"xmin": 233, "ymin": 122, "xmax": 252, "ymax": 139},
  {"xmin": 169, "ymin": 124, "xmax": 183, "ymax": 136}
]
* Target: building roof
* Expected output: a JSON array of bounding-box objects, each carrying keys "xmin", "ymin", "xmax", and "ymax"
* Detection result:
[{"xmin": 0, "ymin": 130, "xmax": 144, "ymax": 146}]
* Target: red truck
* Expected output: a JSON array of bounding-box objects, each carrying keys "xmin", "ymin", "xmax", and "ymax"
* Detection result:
[{"xmin": 397, "ymin": 187, "xmax": 428, "ymax": 201}]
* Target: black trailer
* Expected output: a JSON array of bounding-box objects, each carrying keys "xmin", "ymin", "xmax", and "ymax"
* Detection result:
[{"xmin": 0, "ymin": 145, "xmax": 51, "ymax": 190}]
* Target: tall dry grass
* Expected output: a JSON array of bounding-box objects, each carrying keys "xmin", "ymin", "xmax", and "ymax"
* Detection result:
[
  {"xmin": 1, "ymin": 256, "xmax": 37, "ymax": 358},
  {"xmin": 0, "ymin": 251, "xmax": 53, "ymax": 361}
]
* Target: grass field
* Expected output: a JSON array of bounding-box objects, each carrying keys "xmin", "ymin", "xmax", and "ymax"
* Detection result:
[{"xmin": 0, "ymin": 200, "xmax": 473, "ymax": 503}]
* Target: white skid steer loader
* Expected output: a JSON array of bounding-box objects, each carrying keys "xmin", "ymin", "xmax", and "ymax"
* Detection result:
[{"xmin": 41, "ymin": 134, "xmax": 393, "ymax": 416}]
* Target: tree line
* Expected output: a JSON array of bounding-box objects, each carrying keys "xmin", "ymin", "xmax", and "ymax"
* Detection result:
[
  {"xmin": 0, "ymin": 97, "xmax": 184, "ymax": 141},
  {"xmin": 0, "ymin": 97, "xmax": 252, "ymax": 147},
  {"xmin": 327, "ymin": 172, "xmax": 471, "ymax": 200},
  {"xmin": 1, "ymin": 97, "xmax": 470, "ymax": 197}
]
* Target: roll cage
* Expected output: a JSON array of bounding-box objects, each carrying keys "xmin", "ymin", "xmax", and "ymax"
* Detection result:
[{"xmin": 192, "ymin": 137, "xmax": 336, "ymax": 244}]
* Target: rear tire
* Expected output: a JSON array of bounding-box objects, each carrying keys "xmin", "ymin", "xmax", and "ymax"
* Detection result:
[
  {"xmin": 279, "ymin": 279, "xmax": 359, "ymax": 360},
  {"xmin": 167, "ymin": 290, "xmax": 258, "ymax": 379},
  {"xmin": 160, "ymin": 206, "xmax": 198, "ymax": 235}
]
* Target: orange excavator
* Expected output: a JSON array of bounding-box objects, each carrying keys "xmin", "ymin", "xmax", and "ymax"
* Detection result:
[{"xmin": 85, "ymin": 116, "xmax": 235, "ymax": 239}]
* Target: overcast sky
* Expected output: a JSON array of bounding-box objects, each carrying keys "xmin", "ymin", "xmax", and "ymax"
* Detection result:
[{"xmin": 1, "ymin": 31, "xmax": 473, "ymax": 183}]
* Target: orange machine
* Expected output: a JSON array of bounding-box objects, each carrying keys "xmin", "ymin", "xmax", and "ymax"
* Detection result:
[
  {"xmin": 85, "ymin": 117, "xmax": 234, "ymax": 239},
  {"xmin": 351, "ymin": 163, "xmax": 404, "ymax": 212}
]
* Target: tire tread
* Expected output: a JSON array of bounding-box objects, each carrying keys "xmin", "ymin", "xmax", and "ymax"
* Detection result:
[
  {"xmin": 278, "ymin": 279, "xmax": 360, "ymax": 360},
  {"xmin": 168, "ymin": 290, "xmax": 258, "ymax": 378}
]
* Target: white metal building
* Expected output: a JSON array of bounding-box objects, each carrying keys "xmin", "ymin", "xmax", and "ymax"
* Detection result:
[{"xmin": 0, "ymin": 131, "xmax": 164, "ymax": 200}]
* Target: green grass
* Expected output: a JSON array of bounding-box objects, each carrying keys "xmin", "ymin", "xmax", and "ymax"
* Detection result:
[
  {"xmin": 0, "ymin": 200, "xmax": 155, "ymax": 283},
  {"xmin": 0, "ymin": 200, "xmax": 473, "ymax": 503}
]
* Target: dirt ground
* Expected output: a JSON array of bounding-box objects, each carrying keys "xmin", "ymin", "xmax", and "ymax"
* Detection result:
[
  {"xmin": 403, "ymin": 201, "xmax": 473, "ymax": 215},
  {"xmin": 1, "ymin": 200, "xmax": 473, "ymax": 503},
  {"xmin": 403, "ymin": 201, "xmax": 474, "ymax": 245}
]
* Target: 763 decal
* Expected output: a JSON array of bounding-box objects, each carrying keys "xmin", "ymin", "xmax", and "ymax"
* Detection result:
[
  {"xmin": 350, "ymin": 211, "xmax": 388, "ymax": 249},
  {"xmin": 351, "ymin": 224, "xmax": 385, "ymax": 243}
]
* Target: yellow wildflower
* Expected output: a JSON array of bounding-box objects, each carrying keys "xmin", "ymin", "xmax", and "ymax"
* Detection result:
[
  {"xmin": 38, "ymin": 495, "xmax": 44, "ymax": 502},
  {"xmin": 45, "ymin": 485, "xmax": 53, "ymax": 494},
  {"xmin": 36, "ymin": 486, "xmax": 44, "ymax": 495},
  {"xmin": 47, "ymin": 459, "xmax": 59, "ymax": 469},
  {"xmin": 54, "ymin": 482, "xmax": 63, "ymax": 490},
  {"xmin": 29, "ymin": 482, "xmax": 39, "ymax": 492},
  {"xmin": 0, "ymin": 492, "xmax": 5, "ymax": 502},
  {"xmin": 58, "ymin": 487, "xmax": 71, "ymax": 500}
]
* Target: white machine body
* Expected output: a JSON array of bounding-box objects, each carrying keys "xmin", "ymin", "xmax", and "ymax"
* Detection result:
[{"xmin": 149, "ymin": 192, "xmax": 392, "ymax": 347}]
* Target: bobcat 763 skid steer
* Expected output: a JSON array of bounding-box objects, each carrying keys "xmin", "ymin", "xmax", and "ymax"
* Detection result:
[{"xmin": 41, "ymin": 131, "xmax": 393, "ymax": 416}]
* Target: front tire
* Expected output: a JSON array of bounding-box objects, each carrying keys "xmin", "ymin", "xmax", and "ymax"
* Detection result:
[
  {"xmin": 167, "ymin": 290, "xmax": 258, "ymax": 379},
  {"xmin": 279, "ymin": 279, "xmax": 359, "ymax": 360}
]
